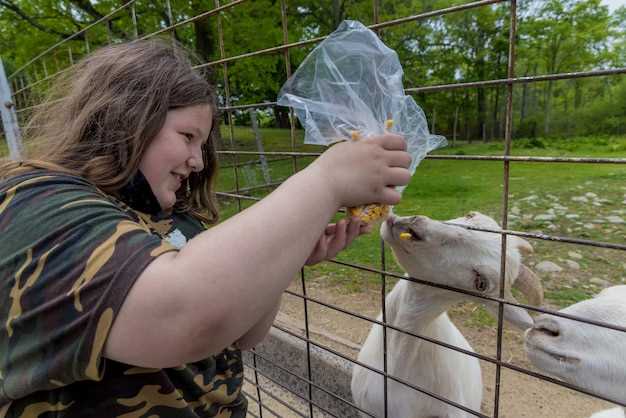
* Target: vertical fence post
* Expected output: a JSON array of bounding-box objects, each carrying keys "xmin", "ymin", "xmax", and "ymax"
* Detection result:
[{"xmin": 0, "ymin": 59, "xmax": 23, "ymax": 160}]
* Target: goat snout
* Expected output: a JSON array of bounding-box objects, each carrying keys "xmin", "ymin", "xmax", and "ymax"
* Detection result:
[
  {"xmin": 386, "ymin": 215, "xmax": 397, "ymax": 227},
  {"xmin": 530, "ymin": 319, "xmax": 561, "ymax": 339}
]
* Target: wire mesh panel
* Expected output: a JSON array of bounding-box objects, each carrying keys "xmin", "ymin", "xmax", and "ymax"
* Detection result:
[{"xmin": 4, "ymin": 0, "xmax": 626, "ymax": 417}]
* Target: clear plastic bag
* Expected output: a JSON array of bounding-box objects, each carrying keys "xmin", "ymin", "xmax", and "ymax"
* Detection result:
[{"xmin": 277, "ymin": 20, "xmax": 447, "ymax": 190}]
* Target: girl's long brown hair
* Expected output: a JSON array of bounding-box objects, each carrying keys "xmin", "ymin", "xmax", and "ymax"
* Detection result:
[{"xmin": 2, "ymin": 38, "xmax": 219, "ymax": 224}]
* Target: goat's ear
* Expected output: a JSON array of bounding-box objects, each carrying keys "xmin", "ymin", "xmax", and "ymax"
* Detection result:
[
  {"xmin": 513, "ymin": 264, "xmax": 543, "ymax": 306},
  {"xmin": 511, "ymin": 236, "xmax": 533, "ymax": 255}
]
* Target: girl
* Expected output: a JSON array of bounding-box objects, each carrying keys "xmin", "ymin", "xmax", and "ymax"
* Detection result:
[{"xmin": 0, "ymin": 39, "xmax": 411, "ymax": 417}]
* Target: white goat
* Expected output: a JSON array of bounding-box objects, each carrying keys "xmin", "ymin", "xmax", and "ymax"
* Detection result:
[
  {"xmin": 525, "ymin": 285, "xmax": 626, "ymax": 418},
  {"xmin": 352, "ymin": 211, "xmax": 543, "ymax": 418}
]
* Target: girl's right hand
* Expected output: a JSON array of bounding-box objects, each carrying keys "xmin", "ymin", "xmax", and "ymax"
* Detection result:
[{"xmin": 310, "ymin": 133, "xmax": 412, "ymax": 209}]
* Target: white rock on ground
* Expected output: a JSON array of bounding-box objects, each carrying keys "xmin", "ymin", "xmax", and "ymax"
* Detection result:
[
  {"xmin": 564, "ymin": 260, "xmax": 581, "ymax": 270},
  {"xmin": 565, "ymin": 214, "xmax": 580, "ymax": 219},
  {"xmin": 606, "ymin": 216, "xmax": 625, "ymax": 224},
  {"xmin": 585, "ymin": 192, "xmax": 598, "ymax": 198},
  {"xmin": 535, "ymin": 261, "xmax": 563, "ymax": 273},
  {"xmin": 590, "ymin": 277, "xmax": 611, "ymax": 288},
  {"xmin": 522, "ymin": 195, "xmax": 538, "ymax": 201},
  {"xmin": 583, "ymin": 223, "xmax": 595, "ymax": 229},
  {"xmin": 535, "ymin": 214, "xmax": 556, "ymax": 221},
  {"xmin": 511, "ymin": 206, "xmax": 521, "ymax": 215},
  {"xmin": 568, "ymin": 251, "xmax": 583, "ymax": 260},
  {"xmin": 572, "ymin": 196, "xmax": 589, "ymax": 203}
]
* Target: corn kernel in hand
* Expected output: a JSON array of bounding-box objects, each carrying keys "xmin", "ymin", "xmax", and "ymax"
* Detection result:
[
  {"xmin": 399, "ymin": 232, "xmax": 412, "ymax": 240},
  {"xmin": 346, "ymin": 120, "xmax": 396, "ymax": 224},
  {"xmin": 348, "ymin": 204, "xmax": 390, "ymax": 224}
]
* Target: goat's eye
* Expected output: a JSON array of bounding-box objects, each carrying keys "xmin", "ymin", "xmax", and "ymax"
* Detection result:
[{"xmin": 474, "ymin": 271, "xmax": 488, "ymax": 292}]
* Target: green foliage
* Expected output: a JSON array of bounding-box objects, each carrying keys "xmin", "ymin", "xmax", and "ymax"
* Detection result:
[
  {"xmin": 1, "ymin": 0, "xmax": 624, "ymax": 137},
  {"xmin": 544, "ymin": 289, "xmax": 594, "ymax": 308},
  {"xmin": 518, "ymin": 138, "xmax": 547, "ymax": 149}
]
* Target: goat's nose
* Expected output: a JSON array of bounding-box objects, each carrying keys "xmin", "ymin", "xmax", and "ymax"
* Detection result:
[
  {"xmin": 386, "ymin": 215, "xmax": 397, "ymax": 227},
  {"xmin": 531, "ymin": 320, "xmax": 561, "ymax": 338}
]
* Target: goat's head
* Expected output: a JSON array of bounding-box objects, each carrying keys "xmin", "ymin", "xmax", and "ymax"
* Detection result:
[
  {"xmin": 525, "ymin": 285, "xmax": 626, "ymax": 401},
  {"xmin": 380, "ymin": 211, "xmax": 542, "ymax": 330}
]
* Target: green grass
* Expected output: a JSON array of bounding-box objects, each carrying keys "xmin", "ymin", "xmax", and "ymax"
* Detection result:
[
  {"xmin": 216, "ymin": 128, "xmax": 626, "ymax": 306},
  {"xmin": 464, "ymin": 305, "xmax": 497, "ymax": 328},
  {"xmin": 0, "ymin": 139, "xmax": 7, "ymax": 158},
  {"xmin": 544, "ymin": 289, "xmax": 595, "ymax": 309}
]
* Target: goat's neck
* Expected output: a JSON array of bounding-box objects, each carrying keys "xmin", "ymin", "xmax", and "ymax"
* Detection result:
[{"xmin": 388, "ymin": 279, "xmax": 461, "ymax": 334}]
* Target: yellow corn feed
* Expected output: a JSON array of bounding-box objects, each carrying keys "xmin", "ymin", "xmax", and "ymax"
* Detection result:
[
  {"xmin": 399, "ymin": 232, "xmax": 412, "ymax": 240},
  {"xmin": 347, "ymin": 119, "xmax": 394, "ymax": 224}
]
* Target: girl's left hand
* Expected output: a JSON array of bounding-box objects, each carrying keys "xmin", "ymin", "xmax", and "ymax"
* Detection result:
[{"xmin": 305, "ymin": 217, "xmax": 373, "ymax": 266}]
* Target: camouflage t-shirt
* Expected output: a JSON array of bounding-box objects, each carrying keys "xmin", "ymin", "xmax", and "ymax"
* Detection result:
[{"xmin": 0, "ymin": 170, "xmax": 247, "ymax": 418}]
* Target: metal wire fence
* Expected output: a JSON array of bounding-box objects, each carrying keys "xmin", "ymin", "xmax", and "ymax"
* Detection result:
[{"xmin": 4, "ymin": 0, "xmax": 626, "ymax": 417}]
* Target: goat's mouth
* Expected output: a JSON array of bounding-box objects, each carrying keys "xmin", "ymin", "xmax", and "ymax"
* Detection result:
[{"xmin": 526, "ymin": 341, "xmax": 580, "ymax": 366}]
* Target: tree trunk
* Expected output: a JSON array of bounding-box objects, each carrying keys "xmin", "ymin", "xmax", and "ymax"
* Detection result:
[
  {"xmin": 431, "ymin": 108, "xmax": 436, "ymax": 134},
  {"xmin": 465, "ymin": 91, "xmax": 471, "ymax": 143},
  {"xmin": 574, "ymin": 80, "xmax": 582, "ymax": 109},
  {"xmin": 520, "ymin": 77, "xmax": 528, "ymax": 134},
  {"xmin": 193, "ymin": 17, "xmax": 214, "ymax": 63},
  {"xmin": 275, "ymin": 106, "xmax": 290, "ymax": 129},
  {"xmin": 495, "ymin": 87, "xmax": 502, "ymax": 140},
  {"xmin": 564, "ymin": 88, "xmax": 570, "ymax": 136},
  {"xmin": 332, "ymin": 0, "xmax": 344, "ymax": 29},
  {"xmin": 544, "ymin": 80, "xmax": 553, "ymax": 137},
  {"xmin": 453, "ymin": 106, "xmax": 459, "ymax": 146}
]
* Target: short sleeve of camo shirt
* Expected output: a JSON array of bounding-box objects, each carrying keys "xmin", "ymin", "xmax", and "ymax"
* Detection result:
[{"xmin": 0, "ymin": 170, "xmax": 177, "ymax": 403}]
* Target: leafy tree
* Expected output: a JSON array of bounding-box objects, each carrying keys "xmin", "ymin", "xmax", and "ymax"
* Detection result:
[{"xmin": 1, "ymin": 0, "xmax": 623, "ymax": 139}]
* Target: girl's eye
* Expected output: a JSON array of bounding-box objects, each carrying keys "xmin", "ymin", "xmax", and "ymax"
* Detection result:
[{"xmin": 182, "ymin": 133, "xmax": 193, "ymax": 142}]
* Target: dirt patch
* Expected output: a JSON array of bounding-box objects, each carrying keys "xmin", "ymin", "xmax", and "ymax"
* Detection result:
[{"xmin": 262, "ymin": 276, "xmax": 618, "ymax": 418}]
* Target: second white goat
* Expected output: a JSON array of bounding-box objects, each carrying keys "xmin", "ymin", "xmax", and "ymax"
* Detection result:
[
  {"xmin": 352, "ymin": 211, "xmax": 543, "ymax": 418},
  {"xmin": 525, "ymin": 285, "xmax": 626, "ymax": 417}
]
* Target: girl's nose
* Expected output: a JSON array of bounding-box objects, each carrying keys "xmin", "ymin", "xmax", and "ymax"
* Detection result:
[{"xmin": 188, "ymin": 155, "xmax": 203, "ymax": 172}]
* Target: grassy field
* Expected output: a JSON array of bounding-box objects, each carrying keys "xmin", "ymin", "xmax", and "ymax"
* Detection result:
[{"xmin": 215, "ymin": 127, "xmax": 626, "ymax": 307}]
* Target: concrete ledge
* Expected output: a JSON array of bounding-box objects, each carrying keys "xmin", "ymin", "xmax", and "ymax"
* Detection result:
[{"xmin": 243, "ymin": 327, "xmax": 361, "ymax": 417}]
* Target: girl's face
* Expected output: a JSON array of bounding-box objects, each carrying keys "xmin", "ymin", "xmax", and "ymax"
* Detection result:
[{"xmin": 139, "ymin": 104, "xmax": 213, "ymax": 211}]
